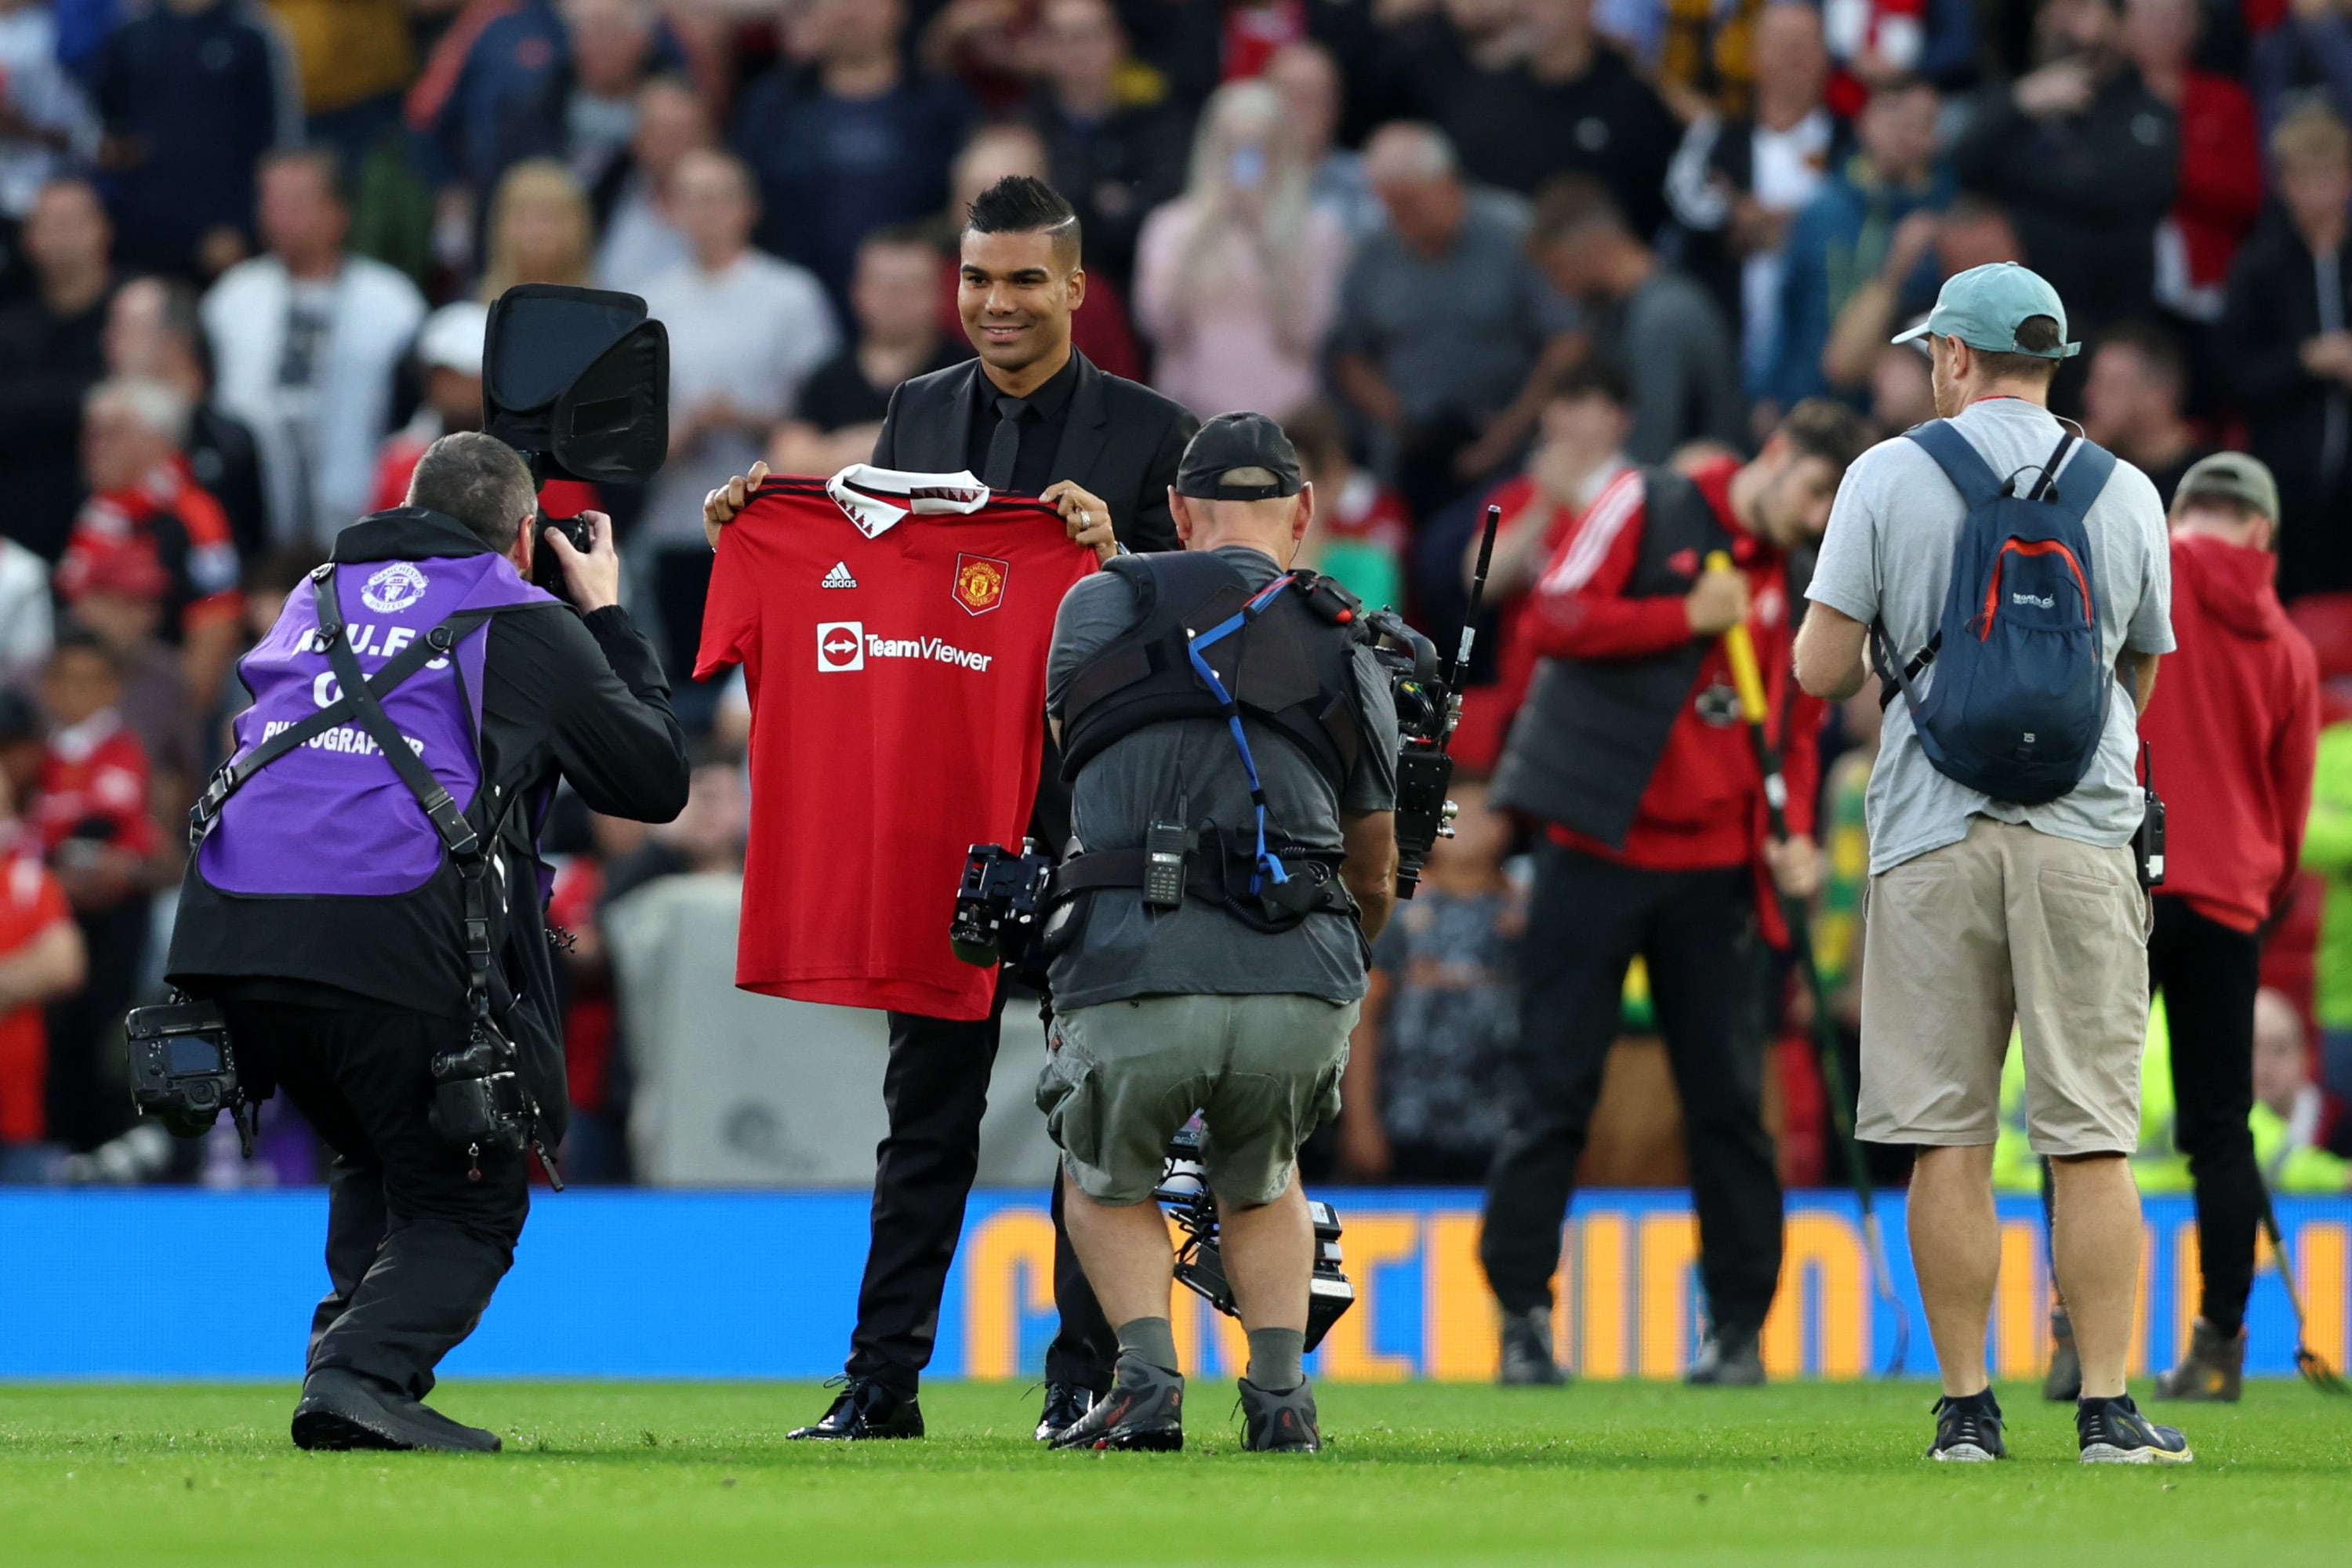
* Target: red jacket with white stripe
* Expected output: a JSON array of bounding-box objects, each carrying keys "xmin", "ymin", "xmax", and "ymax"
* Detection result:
[{"xmin": 1516, "ymin": 458, "xmax": 1824, "ymax": 882}]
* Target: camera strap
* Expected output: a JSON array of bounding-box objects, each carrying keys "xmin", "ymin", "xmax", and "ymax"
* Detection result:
[
  {"xmin": 1185, "ymin": 574, "xmax": 1305, "ymax": 896},
  {"xmin": 303, "ymin": 565, "xmax": 503, "ymax": 1020}
]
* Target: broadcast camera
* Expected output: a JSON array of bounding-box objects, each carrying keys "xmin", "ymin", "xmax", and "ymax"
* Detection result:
[
  {"xmin": 1154, "ymin": 1114, "xmax": 1356, "ymax": 1350},
  {"xmin": 481, "ymin": 284, "xmax": 670, "ymax": 601}
]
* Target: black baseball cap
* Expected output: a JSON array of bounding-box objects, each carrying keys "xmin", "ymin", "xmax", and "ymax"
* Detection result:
[{"xmin": 1175, "ymin": 412, "xmax": 1303, "ymax": 500}]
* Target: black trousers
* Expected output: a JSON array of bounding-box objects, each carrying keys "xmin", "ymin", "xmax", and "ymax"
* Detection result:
[
  {"xmin": 1480, "ymin": 844, "xmax": 1785, "ymax": 1336},
  {"xmin": 844, "ymin": 979, "xmax": 1116, "ymax": 1396},
  {"xmin": 2147, "ymin": 895, "xmax": 2264, "ymax": 1336},
  {"xmin": 222, "ymin": 999, "xmax": 529, "ymax": 1399}
]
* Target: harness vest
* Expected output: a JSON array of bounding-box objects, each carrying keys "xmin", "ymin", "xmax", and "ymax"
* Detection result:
[
  {"xmin": 1057, "ymin": 550, "xmax": 1365, "ymax": 792},
  {"xmin": 1490, "ymin": 468, "xmax": 1733, "ymax": 848}
]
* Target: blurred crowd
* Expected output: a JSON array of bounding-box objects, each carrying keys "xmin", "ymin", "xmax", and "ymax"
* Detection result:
[{"xmin": 2, "ymin": 0, "xmax": 2352, "ymax": 1189}]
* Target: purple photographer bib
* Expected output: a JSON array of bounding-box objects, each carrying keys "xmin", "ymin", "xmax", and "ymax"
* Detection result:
[{"xmin": 199, "ymin": 554, "xmax": 555, "ymax": 898}]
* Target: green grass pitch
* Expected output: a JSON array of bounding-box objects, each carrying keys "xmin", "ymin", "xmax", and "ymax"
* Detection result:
[{"xmin": 2, "ymin": 1380, "xmax": 2347, "ymax": 1566}]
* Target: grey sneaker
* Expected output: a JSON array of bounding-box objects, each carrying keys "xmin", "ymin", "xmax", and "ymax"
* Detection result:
[
  {"xmin": 292, "ymin": 1368, "xmax": 501, "ymax": 1454},
  {"xmin": 2042, "ymin": 1308, "xmax": 2082, "ymax": 1402},
  {"xmin": 1686, "ymin": 1327, "xmax": 1765, "ymax": 1387},
  {"xmin": 1497, "ymin": 1306, "xmax": 1568, "ymax": 1386},
  {"xmin": 2153, "ymin": 1319, "xmax": 2245, "ymax": 1403},
  {"xmin": 2078, "ymin": 1393, "xmax": 2194, "ymax": 1465},
  {"xmin": 1237, "ymin": 1377, "xmax": 1321, "ymax": 1453},
  {"xmin": 1050, "ymin": 1354, "xmax": 1184, "ymax": 1452}
]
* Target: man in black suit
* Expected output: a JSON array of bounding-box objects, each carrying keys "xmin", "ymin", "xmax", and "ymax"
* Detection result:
[{"xmin": 702, "ymin": 176, "xmax": 1196, "ymax": 1442}]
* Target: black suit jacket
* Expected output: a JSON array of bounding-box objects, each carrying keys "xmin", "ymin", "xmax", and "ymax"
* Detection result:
[{"xmin": 870, "ymin": 350, "xmax": 1195, "ymax": 554}]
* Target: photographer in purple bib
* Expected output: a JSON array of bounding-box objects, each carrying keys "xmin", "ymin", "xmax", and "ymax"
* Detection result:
[{"xmin": 162, "ymin": 431, "xmax": 690, "ymax": 1453}]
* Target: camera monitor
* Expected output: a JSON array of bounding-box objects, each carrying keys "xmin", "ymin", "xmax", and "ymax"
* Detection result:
[{"xmin": 482, "ymin": 284, "xmax": 670, "ymax": 486}]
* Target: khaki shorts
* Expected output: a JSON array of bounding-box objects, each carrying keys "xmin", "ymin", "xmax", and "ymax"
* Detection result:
[
  {"xmin": 1858, "ymin": 816, "xmax": 2149, "ymax": 1156},
  {"xmin": 1036, "ymin": 993, "xmax": 1356, "ymax": 1207}
]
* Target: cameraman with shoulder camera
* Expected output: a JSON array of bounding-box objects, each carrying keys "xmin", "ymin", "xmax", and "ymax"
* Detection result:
[
  {"xmin": 165, "ymin": 431, "xmax": 689, "ymax": 1453},
  {"xmin": 1036, "ymin": 413, "xmax": 1399, "ymax": 1453}
]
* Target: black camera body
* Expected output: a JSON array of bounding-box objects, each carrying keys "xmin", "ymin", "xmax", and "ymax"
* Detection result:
[
  {"xmin": 428, "ymin": 1022, "xmax": 534, "ymax": 1164},
  {"xmin": 949, "ymin": 839, "xmax": 1057, "ymax": 967},
  {"xmin": 528, "ymin": 508, "xmax": 597, "ymax": 597},
  {"xmin": 1363, "ymin": 609, "xmax": 1459, "ymax": 898},
  {"xmin": 125, "ymin": 995, "xmax": 242, "ymax": 1138},
  {"xmin": 1155, "ymin": 1116, "xmax": 1355, "ymax": 1352}
]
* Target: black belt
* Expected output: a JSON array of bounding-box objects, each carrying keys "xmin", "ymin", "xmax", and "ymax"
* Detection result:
[{"xmin": 1052, "ymin": 841, "xmax": 1356, "ymax": 930}]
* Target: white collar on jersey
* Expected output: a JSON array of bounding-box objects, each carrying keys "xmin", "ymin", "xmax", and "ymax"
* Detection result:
[{"xmin": 825, "ymin": 463, "xmax": 993, "ymax": 539}]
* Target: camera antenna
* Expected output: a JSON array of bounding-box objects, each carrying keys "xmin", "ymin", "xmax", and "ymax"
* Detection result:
[{"xmin": 1440, "ymin": 503, "xmax": 1503, "ymax": 746}]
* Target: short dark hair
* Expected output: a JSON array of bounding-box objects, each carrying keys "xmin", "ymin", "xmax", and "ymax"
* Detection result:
[
  {"xmin": 1527, "ymin": 175, "xmax": 1630, "ymax": 250},
  {"xmin": 1544, "ymin": 356, "xmax": 1633, "ymax": 408},
  {"xmin": 1776, "ymin": 397, "xmax": 1877, "ymax": 478},
  {"xmin": 2094, "ymin": 318, "xmax": 2187, "ymax": 403},
  {"xmin": 863, "ymin": 220, "xmax": 939, "ymax": 257},
  {"xmin": 1970, "ymin": 314, "xmax": 2065, "ymax": 388},
  {"xmin": 49, "ymin": 626, "xmax": 122, "ymax": 680},
  {"xmin": 965, "ymin": 175, "xmax": 1081, "ymax": 264},
  {"xmin": 1282, "ymin": 399, "xmax": 1352, "ymax": 470},
  {"xmin": 261, "ymin": 146, "xmax": 347, "ymax": 206},
  {"xmin": 245, "ymin": 543, "xmax": 327, "ymax": 599},
  {"xmin": 406, "ymin": 432, "xmax": 537, "ymax": 550}
]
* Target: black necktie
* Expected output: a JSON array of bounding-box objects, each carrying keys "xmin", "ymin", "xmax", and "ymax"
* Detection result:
[{"xmin": 983, "ymin": 394, "xmax": 1028, "ymax": 492}]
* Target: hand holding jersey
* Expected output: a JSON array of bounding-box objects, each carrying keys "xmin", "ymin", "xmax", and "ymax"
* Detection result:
[{"xmin": 706, "ymin": 459, "xmax": 1120, "ymax": 564}]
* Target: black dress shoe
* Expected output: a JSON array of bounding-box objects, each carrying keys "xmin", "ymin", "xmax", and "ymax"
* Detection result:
[
  {"xmin": 1034, "ymin": 1382, "xmax": 1098, "ymax": 1443},
  {"xmin": 1686, "ymin": 1327, "xmax": 1766, "ymax": 1387},
  {"xmin": 787, "ymin": 1377, "xmax": 925, "ymax": 1441},
  {"xmin": 291, "ymin": 1368, "xmax": 502, "ymax": 1453}
]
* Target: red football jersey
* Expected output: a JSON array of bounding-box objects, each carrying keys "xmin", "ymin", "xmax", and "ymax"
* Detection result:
[{"xmin": 696, "ymin": 466, "xmax": 1096, "ymax": 1020}]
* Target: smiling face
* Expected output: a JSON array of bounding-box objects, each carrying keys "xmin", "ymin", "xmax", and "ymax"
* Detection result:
[{"xmin": 956, "ymin": 227, "xmax": 1083, "ymax": 381}]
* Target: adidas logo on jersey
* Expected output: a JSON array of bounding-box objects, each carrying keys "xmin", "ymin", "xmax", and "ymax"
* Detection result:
[{"xmin": 821, "ymin": 561, "xmax": 858, "ymax": 589}]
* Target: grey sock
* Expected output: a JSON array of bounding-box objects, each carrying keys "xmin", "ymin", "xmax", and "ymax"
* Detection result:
[
  {"xmin": 1247, "ymin": 1327, "xmax": 1306, "ymax": 1392},
  {"xmin": 1116, "ymin": 1316, "xmax": 1179, "ymax": 1374}
]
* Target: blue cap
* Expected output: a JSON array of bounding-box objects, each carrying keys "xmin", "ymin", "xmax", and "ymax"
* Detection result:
[{"xmin": 1890, "ymin": 262, "xmax": 2080, "ymax": 360}]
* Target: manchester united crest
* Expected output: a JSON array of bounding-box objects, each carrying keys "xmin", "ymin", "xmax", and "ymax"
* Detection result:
[{"xmin": 953, "ymin": 553, "xmax": 1008, "ymax": 615}]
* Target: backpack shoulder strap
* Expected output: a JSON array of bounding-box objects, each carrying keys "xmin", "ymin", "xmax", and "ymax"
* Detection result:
[
  {"xmin": 1904, "ymin": 419, "xmax": 2006, "ymax": 510},
  {"xmin": 2042, "ymin": 437, "xmax": 2118, "ymax": 527}
]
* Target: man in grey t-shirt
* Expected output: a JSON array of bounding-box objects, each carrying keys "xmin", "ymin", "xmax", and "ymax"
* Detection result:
[
  {"xmin": 1036, "ymin": 413, "xmax": 1399, "ymax": 1454},
  {"xmin": 1795, "ymin": 263, "xmax": 2191, "ymax": 1465}
]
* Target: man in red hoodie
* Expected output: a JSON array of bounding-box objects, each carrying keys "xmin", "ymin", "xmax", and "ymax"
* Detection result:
[
  {"xmin": 1485, "ymin": 399, "xmax": 1875, "ymax": 1387},
  {"xmin": 2136, "ymin": 452, "xmax": 2320, "ymax": 1401}
]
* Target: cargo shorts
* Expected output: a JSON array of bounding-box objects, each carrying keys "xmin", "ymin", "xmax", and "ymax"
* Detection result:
[
  {"xmin": 1036, "ymin": 993, "xmax": 1357, "ymax": 1207},
  {"xmin": 1858, "ymin": 816, "xmax": 2151, "ymax": 1156}
]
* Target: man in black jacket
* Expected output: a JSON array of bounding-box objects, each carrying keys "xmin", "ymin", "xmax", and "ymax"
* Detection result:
[
  {"xmin": 2224, "ymin": 104, "xmax": 2352, "ymax": 597},
  {"xmin": 169, "ymin": 432, "xmax": 689, "ymax": 1453},
  {"xmin": 1952, "ymin": 0, "xmax": 2177, "ymax": 351},
  {"xmin": 702, "ymin": 175, "xmax": 1195, "ymax": 1443}
]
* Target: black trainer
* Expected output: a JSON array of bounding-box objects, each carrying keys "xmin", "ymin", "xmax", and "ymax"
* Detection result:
[
  {"xmin": 1498, "ymin": 1307, "xmax": 1568, "ymax": 1387},
  {"xmin": 291, "ymin": 1368, "xmax": 501, "ymax": 1454},
  {"xmin": 1686, "ymin": 1327, "xmax": 1765, "ymax": 1387},
  {"xmin": 787, "ymin": 1377, "xmax": 925, "ymax": 1441},
  {"xmin": 1237, "ymin": 1377, "xmax": 1321, "ymax": 1453},
  {"xmin": 2078, "ymin": 1394, "xmax": 2194, "ymax": 1465},
  {"xmin": 1034, "ymin": 1382, "xmax": 1097, "ymax": 1443},
  {"xmin": 1050, "ymin": 1354, "xmax": 1184, "ymax": 1452},
  {"xmin": 1924, "ymin": 1390, "xmax": 2005, "ymax": 1462}
]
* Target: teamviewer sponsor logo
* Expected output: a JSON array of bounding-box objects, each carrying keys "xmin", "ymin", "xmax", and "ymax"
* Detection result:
[
  {"xmin": 818, "ymin": 621, "xmax": 865, "ymax": 671},
  {"xmin": 815, "ymin": 621, "xmax": 993, "ymax": 674}
]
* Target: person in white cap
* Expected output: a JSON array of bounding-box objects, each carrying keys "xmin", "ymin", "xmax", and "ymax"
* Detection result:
[{"xmin": 368, "ymin": 303, "xmax": 491, "ymax": 517}]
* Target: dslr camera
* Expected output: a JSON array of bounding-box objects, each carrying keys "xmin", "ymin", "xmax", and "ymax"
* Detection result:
[
  {"xmin": 428, "ymin": 1020, "xmax": 538, "ymax": 1178},
  {"xmin": 1155, "ymin": 1115, "xmax": 1356, "ymax": 1351},
  {"xmin": 125, "ymin": 993, "xmax": 252, "ymax": 1146}
]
